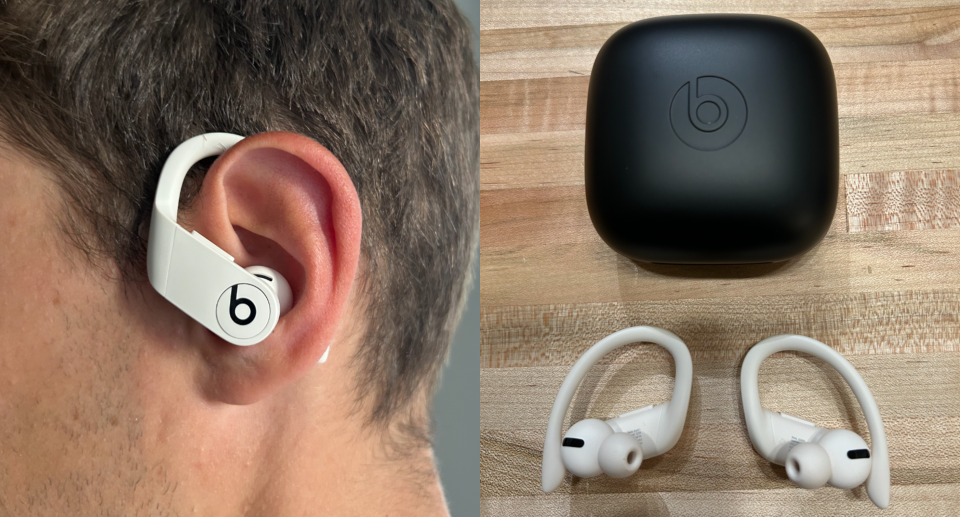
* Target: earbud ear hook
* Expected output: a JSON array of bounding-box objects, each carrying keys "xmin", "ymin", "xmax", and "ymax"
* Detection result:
[
  {"xmin": 147, "ymin": 133, "xmax": 292, "ymax": 347},
  {"xmin": 740, "ymin": 335, "xmax": 890, "ymax": 509},
  {"xmin": 541, "ymin": 326, "xmax": 693, "ymax": 493}
]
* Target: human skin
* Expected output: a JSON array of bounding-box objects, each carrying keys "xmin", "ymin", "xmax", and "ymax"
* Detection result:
[{"xmin": 0, "ymin": 133, "xmax": 448, "ymax": 516}]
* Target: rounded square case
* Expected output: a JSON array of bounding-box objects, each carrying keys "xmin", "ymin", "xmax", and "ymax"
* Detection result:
[{"xmin": 585, "ymin": 15, "xmax": 838, "ymax": 264}]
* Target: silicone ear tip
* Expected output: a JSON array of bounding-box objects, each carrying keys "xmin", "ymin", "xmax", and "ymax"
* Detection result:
[
  {"xmin": 785, "ymin": 442, "xmax": 831, "ymax": 489},
  {"xmin": 597, "ymin": 432, "xmax": 643, "ymax": 478}
]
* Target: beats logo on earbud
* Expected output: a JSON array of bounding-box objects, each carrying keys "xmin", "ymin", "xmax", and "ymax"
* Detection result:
[
  {"xmin": 215, "ymin": 266, "xmax": 292, "ymax": 340},
  {"xmin": 148, "ymin": 133, "xmax": 293, "ymax": 346},
  {"xmin": 670, "ymin": 76, "xmax": 747, "ymax": 151},
  {"xmin": 741, "ymin": 335, "xmax": 890, "ymax": 509},
  {"xmin": 542, "ymin": 326, "xmax": 693, "ymax": 493}
]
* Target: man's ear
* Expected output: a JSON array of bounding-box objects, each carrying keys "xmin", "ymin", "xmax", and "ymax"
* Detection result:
[{"xmin": 181, "ymin": 131, "xmax": 361, "ymax": 405}]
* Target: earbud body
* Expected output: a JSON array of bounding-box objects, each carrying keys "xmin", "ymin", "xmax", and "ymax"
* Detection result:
[
  {"xmin": 741, "ymin": 335, "xmax": 890, "ymax": 509},
  {"xmin": 560, "ymin": 416, "xmax": 647, "ymax": 479},
  {"xmin": 243, "ymin": 265, "xmax": 293, "ymax": 316},
  {"xmin": 766, "ymin": 414, "xmax": 872, "ymax": 490},
  {"xmin": 542, "ymin": 326, "xmax": 693, "ymax": 493},
  {"xmin": 560, "ymin": 419, "xmax": 617, "ymax": 478},
  {"xmin": 147, "ymin": 133, "xmax": 292, "ymax": 346}
]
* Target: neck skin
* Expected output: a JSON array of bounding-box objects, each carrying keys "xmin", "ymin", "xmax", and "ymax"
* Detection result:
[{"xmin": 132, "ymin": 300, "xmax": 448, "ymax": 516}]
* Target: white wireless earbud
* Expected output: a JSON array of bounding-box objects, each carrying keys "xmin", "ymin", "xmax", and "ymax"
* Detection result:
[
  {"xmin": 147, "ymin": 133, "xmax": 292, "ymax": 346},
  {"xmin": 741, "ymin": 335, "xmax": 890, "ymax": 509},
  {"xmin": 243, "ymin": 265, "xmax": 293, "ymax": 316},
  {"xmin": 542, "ymin": 326, "xmax": 693, "ymax": 493}
]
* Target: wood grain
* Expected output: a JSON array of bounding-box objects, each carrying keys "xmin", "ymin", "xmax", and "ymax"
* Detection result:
[
  {"xmin": 480, "ymin": 1, "xmax": 960, "ymax": 515},
  {"xmin": 481, "ymin": 8, "xmax": 960, "ymax": 81},
  {"xmin": 480, "ymin": 290, "xmax": 960, "ymax": 368},
  {"xmin": 480, "ymin": 115, "xmax": 960, "ymax": 189},
  {"xmin": 481, "ymin": 8, "xmax": 960, "ymax": 54},
  {"xmin": 480, "ymin": 2, "xmax": 960, "ymax": 30},
  {"xmin": 480, "ymin": 60, "xmax": 960, "ymax": 134},
  {"xmin": 481, "ymin": 229, "xmax": 960, "ymax": 306},
  {"xmin": 847, "ymin": 169, "xmax": 960, "ymax": 231},
  {"xmin": 480, "ymin": 485, "xmax": 960, "ymax": 517},
  {"xmin": 480, "ymin": 179, "xmax": 848, "ymax": 249}
]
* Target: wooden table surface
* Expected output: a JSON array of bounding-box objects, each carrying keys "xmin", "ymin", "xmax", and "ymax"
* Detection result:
[{"xmin": 479, "ymin": 2, "xmax": 960, "ymax": 515}]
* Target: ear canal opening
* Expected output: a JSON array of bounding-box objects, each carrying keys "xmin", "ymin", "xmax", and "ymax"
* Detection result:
[{"xmin": 627, "ymin": 451, "xmax": 636, "ymax": 464}]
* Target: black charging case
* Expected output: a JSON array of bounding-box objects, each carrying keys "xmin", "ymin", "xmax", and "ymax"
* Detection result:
[{"xmin": 585, "ymin": 15, "xmax": 838, "ymax": 264}]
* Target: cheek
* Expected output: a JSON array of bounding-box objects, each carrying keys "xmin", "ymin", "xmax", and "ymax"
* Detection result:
[
  {"xmin": 0, "ymin": 158, "xmax": 113, "ymax": 396},
  {"xmin": 0, "ymin": 182, "xmax": 89, "ymax": 418},
  {"xmin": 0, "ymin": 162, "xmax": 132, "ymax": 481},
  {"xmin": 0, "ymin": 186, "xmax": 65, "ymax": 392},
  {"xmin": 0, "ymin": 249, "xmax": 92, "ymax": 391}
]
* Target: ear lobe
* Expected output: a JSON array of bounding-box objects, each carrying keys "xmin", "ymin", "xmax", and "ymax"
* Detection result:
[{"xmin": 183, "ymin": 132, "xmax": 362, "ymax": 404}]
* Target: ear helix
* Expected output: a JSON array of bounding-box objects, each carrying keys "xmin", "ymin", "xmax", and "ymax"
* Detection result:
[
  {"xmin": 542, "ymin": 326, "xmax": 693, "ymax": 493},
  {"xmin": 740, "ymin": 335, "xmax": 889, "ymax": 509}
]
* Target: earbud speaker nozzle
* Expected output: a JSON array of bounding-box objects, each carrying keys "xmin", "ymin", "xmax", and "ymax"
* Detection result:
[
  {"xmin": 785, "ymin": 442, "xmax": 831, "ymax": 489},
  {"xmin": 598, "ymin": 432, "xmax": 643, "ymax": 478}
]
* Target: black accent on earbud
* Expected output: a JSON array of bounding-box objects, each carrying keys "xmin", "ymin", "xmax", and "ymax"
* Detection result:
[
  {"xmin": 254, "ymin": 274, "xmax": 273, "ymax": 281},
  {"xmin": 229, "ymin": 284, "xmax": 257, "ymax": 325},
  {"xmin": 562, "ymin": 438, "xmax": 585, "ymax": 448},
  {"xmin": 847, "ymin": 449, "xmax": 870, "ymax": 459}
]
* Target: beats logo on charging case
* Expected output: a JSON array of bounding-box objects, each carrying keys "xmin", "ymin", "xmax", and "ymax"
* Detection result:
[{"xmin": 585, "ymin": 15, "xmax": 838, "ymax": 264}]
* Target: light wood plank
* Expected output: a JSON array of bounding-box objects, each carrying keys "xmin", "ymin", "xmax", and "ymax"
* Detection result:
[
  {"xmin": 480, "ymin": 353, "xmax": 960, "ymax": 429},
  {"xmin": 481, "ymin": 8, "xmax": 960, "ymax": 54},
  {"xmin": 847, "ymin": 169, "xmax": 960, "ymax": 231},
  {"xmin": 480, "ymin": 76, "xmax": 587, "ymax": 135},
  {"xmin": 481, "ymin": 8, "xmax": 960, "ymax": 81},
  {"xmin": 480, "ymin": 1, "xmax": 960, "ymax": 30},
  {"xmin": 481, "ymin": 485, "xmax": 960, "ymax": 516},
  {"xmin": 479, "ymin": 130, "xmax": 585, "ymax": 190},
  {"xmin": 482, "ymin": 418, "xmax": 960, "ymax": 496},
  {"xmin": 479, "ymin": 181, "xmax": 847, "ymax": 250},
  {"xmin": 480, "ymin": 116, "xmax": 960, "ymax": 189},
  {"xmin": 479, "ymin": 169, "xmax": 956, "ymax": 251},
  {"xmin": 480, "ymin": 60, "xmax": 960, "ymax": 134},
  {"xmin": 480, "ymin": 290, "xmax": 960, "ymax": 367},
  {"xmin": 481, "ymin": 229, "xmax": 960, "ymax": 306}
]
